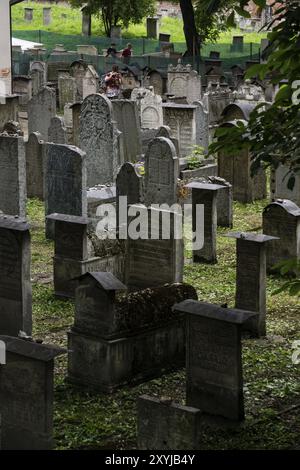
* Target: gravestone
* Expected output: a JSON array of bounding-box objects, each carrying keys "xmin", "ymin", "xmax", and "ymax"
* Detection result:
[
  {"xmin": 196, "ymin": 101, "xmax": 209, "ymax": 153},
  {"xmin": 58, "ymin": 73, "xmax": 76, "ymax": 109},
  {"xmin": 231, "ymin": 36, "xmax": 244, "ymax": 52},
  {"xmin": 131, "ymin": 88, "xmax": 163, "ymax": 130},
  {"xmin": 24, "ymin": 7, "xmax": 33, "ymax": 22},
  {"xmin": 146, "ymin": 70, "xmax": 166, "ymax": 97},
  {"xmin": 43, "ymin": 7, "xmax": 51, "ymax": 26},
  {"xmin": 168, "ymin": 61, "xmax": 201, "ymax": 104},
  {"xmin": 208, "ymin": 176, "xmax": 233, "ymax": 228},
  {"xmin": 0, "ymin": 96, "xmax": 19, "ymax": 132},
  {"xmin": 185, "ymin": 182, "xmax": 226, "ymax": 264},
  {"xmin": 163, "ymin": 102, "xmax": 202, "ymax": 158},
  {"xmin": 125, "ymin": 205, "xmax": 183, "ymax": 291},
  {"xmin": 28, "ymin": 87, "xmax": 56, "ymax": 141},
  {"xmin": 79, "ymin": 94, "xmax": 123, "ymax": 187},
  {"xmin": 44, "ymin": 144, "xmax": 87, "ymax": 239},
  {"xmin": 71, "ymin": 102, "xmax": 81, "ymax": 147},
  {"xmin": 173, "ymin": 300, "xmax": 258, "ymax": 420},
  {"xmin": 81, "ymin": 7, "xmax": 91, "ymax": 36},
  {"xmin": 263, "ymin": 199, "xmax": 300, "ymax": 273},
  {"xmin": 112, "ymin": 100, "xmax": 142, "ymax": 162},
  {"xmin": 144, "ymin": 137, "xmax": 178, "ymax": 207},
  {"xmin": 0, "ymin": 336, "xmax": 65, "ymax": 449},
  {"xmin": 48, "ymin": 116, "xmax": 67, "ymax": 144},
  {"xmin": 226, "ymin": 232, "xmax": 278, "ymax": 337},
  {"xmin": 116, "ymin": 162, "xmax": 143, "ymax": 233},
  {"xmin": 0, "ymin": 136, "xmax": 26, "ymax": 217},
  {"xmin": 0, "ymin": 216, "xmax": 32, "ymax": 337},
  {"xmin": 218, "ymin": 122, "xmax": 266, "ymax": 203},
  {"xmin": 147, "ymin": 17, "xmax": 159, "ymax": 39},
  {"xmin": 25, "ymin": 132, "xmax": 44, "ymax": 200}
]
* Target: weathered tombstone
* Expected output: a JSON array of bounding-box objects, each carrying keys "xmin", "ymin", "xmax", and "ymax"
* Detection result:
[
  {"xmin": 112, "ymin": 100, "xmax": 142, "ymax": 162},
  {"xmin": 48, "ymin": 116, "xmax": 67, "ymax": 144},
  {"xmin": 28, "ymin": 87, "xmax": 56, "ymax": 141},
  {"xmin": 146, "ymin": 17, "xmax": 159, "ymax": 39},
  {"xmin": 168, "ymin": 60, "xmax": 201, "ymax": 104},
  {"xmin": 44, "ymin": 143, "xmax": 87, "ymax": 239},
  {"xmin": 71, "ymin": 102, "xmax": 81, "ymax": 147},
  {"xmin": 131, "ymin": 88, "xmax": 163, "ymax": 130},
  {"xmin": 116, "ymin": 162, "xmax": 143, "ymax": 232},
  {"xmin": 47, "ymin": 214, "xmax": 104, "ymax": 298},
  {"xmin": 144, "ymin": 137, "xmax": 178, "ymax": 206},
  {"xmin": 25, "ymin": 132, "xmax": 44, "ymax": 200},
  {"xmin": 137, "ymin": 300, "xmax": 258, "ymax": 449},
  {"xmin": 208, "ymin": 176, "xmax": 233, "ymax": 228},
  {"xmin": 146, "ymin": 70, "xmax": 166, "ymax": 97},
  {"xmin": 231, "ymin": 36, "xmax": 244, "ymax": 52},
  {"xmin": 0, "ymin": 336, "xmax": 65, "ymax": 449},
  {"xmin": 0, "ymin": 96, "xmax": 19, "ymax": 132},
  {"xmin": 125, "ymin": 205, "xmax": 183, "ymax": 291},
  {"xmin": 263, "ymin": 199, "xmax": 300, "ymax": 273},
  {"xmin": 82, "ymin": 65, "xmax": 99, "ymax": 99},
  {"xmin": 24, "ymin": 7, "xmax": 33, "ymax": 22},
  {"xmin": 0, "ymin": 136, "xmax": 26, "ymax": 217},
  {"xmin": 58, "ymin": 73, "xmax": 76, "ymax": 109},
  {"xmin": 81, "ymin": 6, "xmax": 91, "ymax": 36},
  {"xmin": 0, "ymin": 216, "xmax": 32, "ymax": 337},
  {"xmin": 226, "ymin": 232, "xmax": 278, "ymax": 337},
  {"xmin": 70, "ymin": 61, "xmax": 99, "ymax": 101},
  {"xmin": 185, "ymin": 182, "xmax": 226, "ymax": 264},
  {"xmin": 79, "ymin": 94, "xmax": 123, "ymax": 187},
  {"xmin": 43, "ymin": 7, "xmax": 51, "ymax": 26},
  {"xmin": 68, "ymin": 279, "xmax": 196, "ymax": 392},
  {"xmin": 173, "ymin": 300, "xmax": 258, "ymax": 420},
  {"xmin": 196, "ymin": 101, "xmax": 209, "ymax": 153},
  {"xmin": 217, "ymin": 122, "xmax": 266, "ymax": 203},
  {"xmin": 163, "ymin": 102, "xmax": 202, "ymax": 158}
]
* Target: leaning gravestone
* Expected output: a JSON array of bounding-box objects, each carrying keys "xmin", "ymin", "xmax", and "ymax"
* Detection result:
[
  {"xmin": 0, "ymin": 336, "xmax": 65, "ymax": 449},
  {"xmin": 48, "ymin": 116, "xmax": 67, "ymax": 144},
  {"xmin": 79, "ymin": 94, "xmax": 123, "ymax": 187},
  {"xmin": 263, "ymin": 199, "xmax": 300, "ymax": 273},
  {"xmin": 27, "ymin": 87, "xmax": 56, "ymax": 141},
  {"xmin": 0, "ymin": 136, "xmax": 26, "ymax": 217},
  {"xmin": 0, "ymin": 216, "xmax": 32, "ymax": 337},
  {"xmin": 144, "ymin": 137, "xmax": 178, "ymax": 207},
  {"xmin": 131, "ymin": 88, "xmax": 164, "ymax": 130},
  {"xmin": 44, "ymin": 143, "xmax": 87, "ymax": 239},
  {"xmin": 25, "ymin": 132, "xmax": 44, "ymax": 199}
]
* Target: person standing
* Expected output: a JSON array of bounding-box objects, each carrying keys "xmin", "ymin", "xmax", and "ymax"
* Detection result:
[
  {"xmin": 106, "ymin": 43, "xmax": 117, "ymax": 57},
  {"xmin": 104, "ymin": 64, "xmax": 122, "ymax": 99}
]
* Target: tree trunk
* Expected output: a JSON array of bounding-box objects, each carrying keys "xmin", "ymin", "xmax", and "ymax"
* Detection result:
[{"xmin": 179, "ymin": 0, "xmax": 200, "ymax": 57}]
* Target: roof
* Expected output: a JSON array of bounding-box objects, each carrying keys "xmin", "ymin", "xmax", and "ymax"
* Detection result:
[
  {"xmin": 172, "ymin": 300, "xmax": 258, "ymax": 324},
  {"xmin": 76, "ymin": 272, "xmax": 126, "ymax": 291},
  {"xmin": 0, "ymin": 215, "xmax": 30, "ymax": 232},
  {"xmin": 46, "ymin": 213, "xmax": 89, "ymax": 225},
  {"xmin": 185, "ymin": 182, "xmax": 226, "ymax": 191},
  {"xmin": 221, "ymin": 102, "xmax": 257, "ymax": 121},
  {"xmin": 0, "ymin": 336, "xmax": 66, "ymax": 362},
  {"xmin": 264, "ymin": 199, "xmax": 300, "ymax": 217}
]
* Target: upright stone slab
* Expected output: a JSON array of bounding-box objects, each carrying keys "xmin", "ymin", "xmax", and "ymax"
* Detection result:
[
  {"xmin": 125, "ymin": 205, "xmax": 183, "ymax": 291},
  {"xmin": 79, "ymin": 94, "xmax": 123, "ymax": 186},
  {"xmin": 168, "ymin": 61, "xmax": 201, "ymax": 104},
  {"xmin": 186, "ymin": 182, "xmax": 226, "ymax": 264},
  {"xmin": 145, "ymin": 137, "xmax": 178, "ymax": 207},
  {"xmin": 208, "ymin": 176, "xmax": 233, "ymax": 228},
  {"xmin": 0, "ymin": 96, "xmax": 19, "ymax": 133},
  {"xmin": 0, "ymin": 216, "xmax": 32, "ymax": 337},
  {"xmin": 173, "ymin": 300, "xmax": 258, "ymax": 421},
  {"xmin": 226, "ymin": 232, "xmax": 278, "ymax": 337},
  {"xmin": 112, "ymin": 100, "xmax": 142, "ymax": 162},
  {"xmin": 25, "ymin": 132, "xmax": 44, "ymax": 200},
  {"xmin": 44, "ymin": 144, "xmax": 87, "ymax": 239},
  {"xmin": 58, "ymin": 73, "xmax": 76, "ymax": 109},
  {"xmin": 163, "ymin": 102, "xmax": 202, "ymax": 158},
  {"xmin": 28, "ymin": 87, "xmax": 56, "ymax": 141},
  {"xmin": 82, "ymin": 7, "xmax": 91, "ymax": 36},
  {"xmin": 0, "ymin": 336, "xmax": 65, "ymax": 449},
  {"xmin": 263, "ymin": 199, "xmax": 300, "ymax": 272},
  {"xmin": 116, "ymin": 162, "xmax": 143, "ymax": 232},
  {"xmin": 48, "ymin": 116, "xmax": 67, "ymax": 144},
  {"xmin": 43, "ymin": 7, "xmax": 51, "ymax": 26},
  {"xmin": 0, "ymin": 135, "xmax": 26, "ymax": 217},
  {"xmin": 131, "ymin": 88, "xmax": 163, "ymax": 130},
  {"xmin": 196, "ymin": 101, "xmax": 209, "ymax": 153},
  {"xmin": 146, "ymin": 17, "xmax": 159, "ymax": 39}
]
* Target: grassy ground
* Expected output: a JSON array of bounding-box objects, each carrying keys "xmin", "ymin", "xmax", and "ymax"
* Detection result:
[
  {"xmin": 27, "ymin": 197, "xmax": 300, "ymax": 450},
  {"xmin": 12, "ymin": 1, "xmax": 267, "ymax": 43}
]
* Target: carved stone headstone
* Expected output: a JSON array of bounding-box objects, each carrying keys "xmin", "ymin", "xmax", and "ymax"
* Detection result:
[
  {"xmin": 25, "ymin": 132, "xmax": 44, "ymax": 200},
  {"xmin": 0, "ymin": 136, "xmax": 26, "ymax": 217},
  {"xmin": 28, "ymin": 87, "xmax": 56, "ymax": 141},
  {"xmin": 168, "ymin": 61, "xmax": 201, "ymax": 104},
  {"xmin": 112, "ymin": 100, "xmax": 142, "ymax": 162},
  {"xmin": 131, "ymin": 88, "xmax": 163, "ymax": 130},
  {"xmin": 0, "ymin": 216, "xmax": 32, "ymax": 337},
  {"xmin": 48, "ymin": 116, "xmax": 67, "ymax": 144}
]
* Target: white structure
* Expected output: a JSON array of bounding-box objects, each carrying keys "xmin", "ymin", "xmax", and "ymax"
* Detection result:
[{"xmin": 0, "ymin": 1, "xmax": 24, "ymax": 95}]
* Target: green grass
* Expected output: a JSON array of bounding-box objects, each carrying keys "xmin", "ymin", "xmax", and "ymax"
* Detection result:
[
  {"xmin": 12, "ymin": 1, "xmax": 266, "ymax": 44},
  {"xmin": 26, "ymin": 197, "xmax": 300, "ymax": 450}
]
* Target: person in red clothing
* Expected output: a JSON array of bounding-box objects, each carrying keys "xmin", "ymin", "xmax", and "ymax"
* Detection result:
[
  {"xmin": 104, "ymin": 65, "xmax": 122, "ymax": 99},
  {"xmin": 121, "ymin": 43, "xmax": 132, "ymax": 64}
]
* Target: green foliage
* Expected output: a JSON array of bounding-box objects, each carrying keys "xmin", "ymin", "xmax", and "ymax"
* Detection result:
[
  {"xmin": 69, "ymin": 0, "xmax": 155, "ymax": 36},
  {"xmin": 186, "ymin": 145, "xmax": 205, "ymax": 169},
  {"xmin": 194, "ymin": 0, "xmax": 239, "ymax": 44},
  {"xmin": 272, "ymin": 260, "xmax": 300, "ymax": 298}
]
